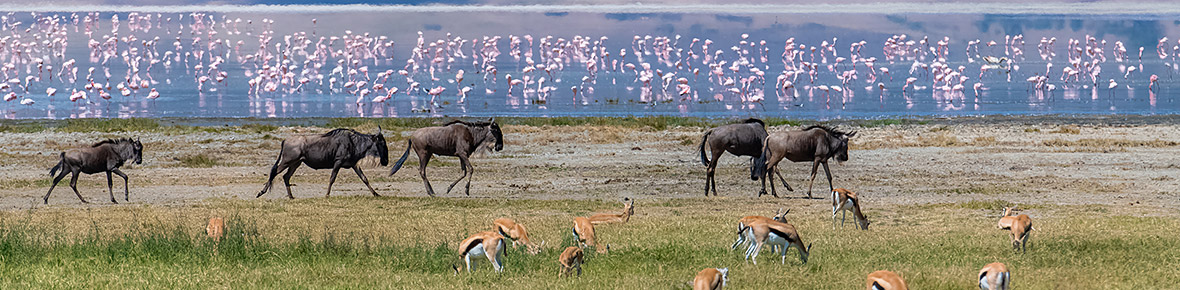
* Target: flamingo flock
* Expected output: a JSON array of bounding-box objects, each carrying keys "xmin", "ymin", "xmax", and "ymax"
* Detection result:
[{"xmin": 0, "ymin": 11, "xmax": 1173, "ymax": 118}]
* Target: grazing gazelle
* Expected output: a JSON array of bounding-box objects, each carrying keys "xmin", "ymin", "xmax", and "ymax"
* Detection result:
[
  {"xmin": 997, "ymin": 207, "xmax": 1034, "ymax": 252},
  {"xmin": 743, "ymin": 220, "xmax": 811, "ymax": 265},
  {"xmin": 572, "ymin": 217, "xmax": 608, "ymax": 253},
  {"xmin": 589, "ymin": 199, "xmax": 635, "ymax": 225},
  {"xmin": 832, "ymin": 188, "xmax": 870, "ymax": 230},
  {"xmin": 206, "ymin": 217, "xmax": 225, "ymax": 240},
  {"xmin": 731, "ymin": 208, "xmax": 789, "ymax": 251},
  {"xmin": 453, "ymin": 231, "xmax": 508, "ymax": 273},
  {"xmin": 557, "ymin": 246, "xmax": 584, "ymax": 277},
  {"xmin": 866, "ymin": 270, "xmax": 909, "ymax": 290},
  {"xmin": 978, "ymin": 262, "xmax": 1011, "ymax": 290},
  {"xmin": 692, "ymin": 267, "xmax": 729, "ymax": 290},
  {"xmin": 493, "ymin": 218, "xmax": 544, "ymax": 254}
]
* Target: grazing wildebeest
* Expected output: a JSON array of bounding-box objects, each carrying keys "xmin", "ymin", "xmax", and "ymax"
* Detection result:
[
  {"xmin": 257, "ymin": 128, "xmax": 389, "ymax": 199},
  {"xmin": 390, "ymin": 118, "xmax": 503, "ymax": 196},
  {"xmin": 758, "ymin": 125, "xmax": 856, "ymax": 198},
  {"xmin": 45, "ymin": 138, "xmax": 143, "ymax": 204},
  {"xmin": 698, "ymin": 118, "xmax": 768, "ymax": 196}
]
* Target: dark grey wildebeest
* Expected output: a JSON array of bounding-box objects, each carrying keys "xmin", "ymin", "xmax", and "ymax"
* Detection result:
[
  {"xmin": 698, "ymin": 118, "xmax": 768, "ymax": 196},
  {"xmin": 757, "ymin": 125, "xmax": 856, "ymax": 198},
  {"xmin": 390, "ymin": 118, "xmax": 503, "ymax": 196},
  {"xmin": 257, "ymin": 128, "xmax": 389, "ymax": 199},
  {"xmin": 45, "ymin": 138, "xmax": 143, "ymax": 204}
]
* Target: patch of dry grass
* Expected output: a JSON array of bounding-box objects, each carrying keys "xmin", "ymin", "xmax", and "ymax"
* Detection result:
[{"xmin": 1042, "ymin": 138, "xmax": 1180, "ymax": 148}]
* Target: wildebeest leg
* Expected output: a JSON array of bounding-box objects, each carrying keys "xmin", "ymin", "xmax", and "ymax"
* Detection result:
[
  {"xmin": 706, "ymin": 148, "xmax": 723, "ymax": 196},
  {"xmin": 112, "ymin": 169, "xmax": 129, "ymax": 201},
  {"xmin": 821, "ymin": 161, "xmax": 834, "ymax": 194},
  {"xmin": 464, "ymin": 158, "xmax": 474, "ymax": 195},
  {"xmin": 43, "ymin": 168, "xmax": 70, "ymax": 204},
  {"xmin": 68, "ymin": 169, "xmax": 87, "ymax": 204},
  {"xmin": 763, "ymin": 155, "xmax": 785, "ymax": 198},
  {"xmin": 325, "ymin": 165, "xmax": 342, "ymax": 197},
  {"xmin": 446, "ymin": 153, "xmax": 470, "ymax": 195},
  {"xmin": 352, "ymin": 167, "xmax": 380, "ymax": 197},
  {"xmin": 106, "ymin": 171, "xmax": 117, "ymax": 204},
  {"xmin": 418, "ymin": 152, "xmax": 435, "ymax": 196},
  {"xmin": 281, "ymin": 163, "xmax": 300, "ymax": 199},
  {"xmin": 775, "ymin": 168, "xmax": 793, "ymax": 191},
  {"xmin": 806, "ymin": 160, "xmax": 821, "ymax": 198}
]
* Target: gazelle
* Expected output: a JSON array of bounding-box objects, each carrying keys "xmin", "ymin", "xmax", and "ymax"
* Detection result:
[
  {"xmin": 206, "ymin": 217, "xmax": 225, "ymax": 240},
  {"xmin": 557, "ymin": 246, "xmax": 584, "ymax": 277},
  {"xmin": 572, "ymin": 217, "xmax": 609, "ymax": 253},
  {"xmin": 832, "ymin": 188, "xmax": 870, "ymax": 230},
  {"xmin": 743, "ymin": 219, "xmax": 811, "ymax": 265},
  {"xmin": 453, "ymin": 231, "xmax": 507, "ymax": 273},
  {"xmin": 731, "ymin": 208, "xmax": 789, "ymax": 251},
  {"xmin": 997, "ymin": 206, "xmax": 1034, "ymax": 252},
  {"xmin": 866, "ymin": 270, "xmax": 909, "ymax": 290},
  {"xmin": 692, "ymin": 267, "xmax": 729, "ymax": 290},
  {"xmin": 978, "ymin": 262, "xmax": 1010, "ymax": 290},
  {"xmin": 589, "ymin": 198, "xmax": 635, "ymax": 225},
  {"xmin": 493, "ymin": 218, "xmax": 544, "ymax": 254}
]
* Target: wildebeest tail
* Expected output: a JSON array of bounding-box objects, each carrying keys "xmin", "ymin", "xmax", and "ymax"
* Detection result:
[
  {"xmin": 390, "ymin": 140, "xmax": 413, "ymax": 175},
  {"xmin": 48, "ymin": 152, "xmax": 65, "ymax": 176},
  {"xmin": 698, "ymin": 129, "xmax": 712, "ymax": 166}
]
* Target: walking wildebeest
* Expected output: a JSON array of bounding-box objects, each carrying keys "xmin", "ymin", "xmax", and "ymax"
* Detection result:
[
  {"xmin": 44, "ymin": 138, "xmax": 143, "ymax": 204},
  {"xmin": 257, "ymin": 128, "xmax": 389, "ymax": 199},
  {"xmin": 698, "ymin": 118, "xmax": 768, "ymax": 196},
  {"xmin": 758, "ymin": 125, "xmax": 856, "ymax": 198},
  {"xmin": 390, "ymin": 118, "xmax": 503, "ymax": 196}
]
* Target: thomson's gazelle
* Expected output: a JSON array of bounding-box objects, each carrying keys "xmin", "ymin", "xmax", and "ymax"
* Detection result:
[
  {"xmin": 743, "ymin": 220, "xmax": 811, "ymax": 265},
  {"xmin": 866, "ymin": 270, "xmax": 909, "ymax": 290},
  {"xmin": 997, "ymin": 206, "xmax": 1034, "ymax": 252},
  {"xmin": 692, "ymin": 267, "xmax": 729, "ymax": 290},
  {"xmin": 494, "ymin": 218, "xmax": 544, "ymax": 254},
  {"xmin": 978, "ymin": 262, "xmax": 1010, "ymax": 290},
  {"xmin": 589, "ymin": 199, "xmax": 635, "ymax": 225},
  {"xmin": 832, "ymin": 188, "xmax": 870, "ymax": 230},
  {"xmin": 453, "ymin": 231, "xmax": 507, "ymax": 273},
  {"xmin": 731, "ymin": 208, "xmax": 789, "ymax": 251},
  {"xmin": 557, "ymin": 246, "xmax": 584, "ymax": 277},
  {"xmin": 573, "ymin": 217, "xmax": 609, "ymax": 253}
]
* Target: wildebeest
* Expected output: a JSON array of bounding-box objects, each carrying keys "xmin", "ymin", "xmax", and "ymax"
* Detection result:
[
  {"xmin": 257, "ymin": 128, "xmax": 389, "ymax": 199},
  {"xmin": 390, "ymin": 118, "xmax": 503, "ymax": 196},
  {"xmin": 698, "ymin": 118, "xmax": 768, "ymax": 196},
  {"xmin": 44, "ymin": 138, "xmax": 143, "ymax": 204},
  {"xmin": 757, "ymin": 125, "xmax": 856, "ymax": 198}
]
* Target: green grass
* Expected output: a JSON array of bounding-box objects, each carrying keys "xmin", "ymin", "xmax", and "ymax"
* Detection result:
[
  {"xmin": 0, "ymin": 199, "xmax": 1176, "ymax": 288},
  {"xmin": 59, "ymin": 118, "xmax": 161, "ymax": 133},
  {"xmin": 177, "ymin": 154, "xmax": 220, "ymax": 168}
]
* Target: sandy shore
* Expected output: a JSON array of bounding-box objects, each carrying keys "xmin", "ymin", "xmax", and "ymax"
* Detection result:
[{"xmin": 1, "ymin": 116, "xmax": 1176, "ymax": 218}]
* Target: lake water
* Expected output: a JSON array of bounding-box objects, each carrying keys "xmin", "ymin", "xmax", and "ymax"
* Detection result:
[{"xmin": 2, "ymin": 4, "xmax": 1179, "ymax": 120}]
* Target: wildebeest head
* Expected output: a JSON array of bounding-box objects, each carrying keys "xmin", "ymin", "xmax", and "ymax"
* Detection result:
[
  {"xmin": 488, "ymin": 118, "xmax": 504, "ymax": 151},
  {"xmin": 371, "ymin": 127, "xmax": 389, "ymax": 166},
  {"xmin": 132, "ymin": 138, "xmax": 143, "ymax": 164},
  {"xmin": 832, "ymin": 130, "xmax": 856, "ymax": 163}
]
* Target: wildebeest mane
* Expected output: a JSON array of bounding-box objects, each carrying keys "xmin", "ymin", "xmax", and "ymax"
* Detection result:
[
  {"xmin": 444, "ymin": 119, "xmax": 495, "ymax": 127},
  {"xmin": 741, "ymin": 118, "xmax": 765, "ymax": 126},
  {"xmin": 802, "ymin": 125, "xmax": 847, "ymax": 136},
  {"xmin": 91, "ymin": 138, "xmax": 134, "ymax": 147},
  {"xmin": 321, "ymin": 128, "xmax": 360, "ymax": 137}
]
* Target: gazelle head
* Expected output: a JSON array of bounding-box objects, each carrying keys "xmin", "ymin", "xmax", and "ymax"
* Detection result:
[
  {"xmin": 527, "ymin": 240, "xmax": 545, "ymax": 255},
  {"xmin": 718, "ymin": 268, "xmax": 730, "ymax": 286},
  {"xmin": 773, "ymin": 208, "xmax": 790, "ymax": 222},
  {"xmin": 1001, "ymin": 206, "xmax": 1018, "ymax": 217},
  {"xmin": 801, "ymin": 243, "xmax": 813, "ymax": 264},
  {"xmin": 857, "ymin": 216, "xmax": 870, "ymax": 230},
  {"xmin": 623, "ymin": 198, "xmax": 635, "ymax": 216}
]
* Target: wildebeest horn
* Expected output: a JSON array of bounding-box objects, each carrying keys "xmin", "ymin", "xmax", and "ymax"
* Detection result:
[
  {"xmin": 488, "ymin": 117, "xmax": 495, "ymax": 123},
  {"xmin": 377, "ymin": 126, "xmax": 383, "ymax": 135},
  {"xmin": 848, "ymin": 131, "xmax": 858, "ymax": 137}
]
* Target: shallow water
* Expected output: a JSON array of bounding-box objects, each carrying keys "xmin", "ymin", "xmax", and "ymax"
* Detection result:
[{"xmin": 2, "ymin": 6, "xmax": 1180, "ymax": 120}]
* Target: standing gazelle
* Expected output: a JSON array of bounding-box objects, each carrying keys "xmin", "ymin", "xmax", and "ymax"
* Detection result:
[
  {"xmin": 589, "ymin": 199, "xmax": 635, "ymax": 225},
  {"xmin": 731, "ymin": 208, "xmax": 789, "ymax": 251},
  {"xmin": 493, "ymin": 218, "xmax": 543, "ymax": 254},
  {"xmin": 997, "ymin": 206, "xmax": 1034, "ymax": 252},
  {"xmin": 693, "ymin": 267, "xmax": 729, "ymax": 290},
  {"xmin": 743, "ymin": 220, "xmax": 811, "ymax": 265},
  {"xmin": 557, "ymin": 246, "xmax": 584, "ymax": 277},
  {"xmin": 572, "ymin": 217, "xmax": 608, "ymax": 253},
  {"xmin": 832, "ymin": 188, "xmax": 870, "ymax": 230},
  {"xmin": 454, "ymin": 231, "xmax": 507, "ymax": 273},
  {"xmin": 866, "ymin": 270, "xmax": 909, "ymax": 290},
  {"xmin": 978, "ymin": 262, "xmax": 1011, "ymax": 290}
]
